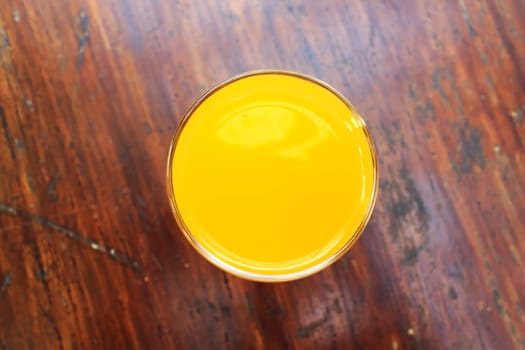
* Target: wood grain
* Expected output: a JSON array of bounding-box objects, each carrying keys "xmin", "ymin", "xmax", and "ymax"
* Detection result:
[{"xmin": 1, "ymin": 0, "xmax": 524, "ymax": 349}]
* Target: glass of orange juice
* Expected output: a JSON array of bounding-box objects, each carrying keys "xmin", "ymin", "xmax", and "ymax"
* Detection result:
[{"xmin": 167, "ymin": 70, "xmax": 378, "ymax": 282}]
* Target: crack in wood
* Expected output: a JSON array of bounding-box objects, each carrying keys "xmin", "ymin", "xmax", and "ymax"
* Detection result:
[{"xmin": 0, "ymin": 202, "xmax": 141, "ymax": 272}]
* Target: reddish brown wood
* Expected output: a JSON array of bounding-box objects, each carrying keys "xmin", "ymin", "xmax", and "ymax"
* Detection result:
[{"xmin": 1, "ymin": 0, "xmax": 524, "ymax": 349}]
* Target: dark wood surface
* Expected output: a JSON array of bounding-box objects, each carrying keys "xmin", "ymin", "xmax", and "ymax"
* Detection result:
[{"xmin": 1, "ymin": 0, "xmax": 524, "ymax": 349}]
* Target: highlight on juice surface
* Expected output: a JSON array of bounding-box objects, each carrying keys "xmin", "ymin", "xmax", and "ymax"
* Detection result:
[{"xmin": 167, "ymin": 70, "xmax": 378, "ymax": 282}]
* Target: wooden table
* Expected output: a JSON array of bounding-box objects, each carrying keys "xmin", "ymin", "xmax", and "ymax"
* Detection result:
[{"xmin": 1, "ymin": 0, "xmax": 524, "ymax": 349}]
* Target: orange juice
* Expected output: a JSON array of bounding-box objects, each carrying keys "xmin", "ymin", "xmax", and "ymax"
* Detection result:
[{"xmin": 167, "ymin": 71, "xmax": 377, "ymax": 281}]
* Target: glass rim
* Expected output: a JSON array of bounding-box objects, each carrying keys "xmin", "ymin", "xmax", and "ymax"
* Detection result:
[{"xmin": 166, "ymin": 69, "xmax": 379, "ymax": 282}]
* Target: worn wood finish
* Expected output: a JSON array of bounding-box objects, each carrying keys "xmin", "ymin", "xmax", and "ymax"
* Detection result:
[{"xmin": 1, "ymin": 0, "xmax": 524, "ymax": 349}]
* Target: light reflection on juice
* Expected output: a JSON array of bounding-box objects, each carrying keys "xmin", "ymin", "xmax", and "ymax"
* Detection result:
[{"xmin": 167, "ymin": 71, "xmax": 377, "ymax": 281}]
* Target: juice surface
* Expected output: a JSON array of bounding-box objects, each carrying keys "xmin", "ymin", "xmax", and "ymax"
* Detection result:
[{"xmin": 170, "ymin": 72, "xmax": 376, "ymax": 278}]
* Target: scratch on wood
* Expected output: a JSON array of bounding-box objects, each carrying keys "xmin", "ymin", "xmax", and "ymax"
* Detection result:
[
  {"xmin": 76, "ymin": 10, "xmax": 89, "ymax": 69},
  {"xmin": 264, "ymin": 295, "xmax": 287, "ymax": 319},
  {"xmin": 380, "ymin": 121, "xmax": 396, "ymax": 152},
  {"xmin": 485, "ymin": 74, "xmax": 497, "ymax": 102},
  {"xmin": 133, "ymin": 193, "xmax": 147, "ymax": 208},
  {"xmin": 479, "ymin": 52, "xmax": 489, "ymax": 65},
  {"xmin": 15, "ymin": 138, "xmax": 23, "ymax": 153},
  {"xmin": 368, "ymin": 16, "xmax": 376, "ymax": 47},
  {"xmin": 449, "ymin": 287, "xmax": 458, "ymax": 300},
  {"xmin": 295, "ymin": 298, "xmax": 342, "ymax": 338},
  {"xmin": 431, "ymin": 67, "xmax": 468, "ymax": 124},
  {"xmin": 381, "ymin": 161, "xmax": 429, "ymax": 240},
  {"xmin": 10, "ymin": 194, "xmax": 22, "ymax": 202},
  {"xmin": 224, "ymin": 8, "xmax": 240, "ymax": 23},
  {"xmin": 25, "ymin": 98, "xmax": 35, "ymax": 112},
  {"xmin": 416, "ymin": 100, "xmax": 436, "ymax": 124},
  {"xmin": 458, "ymin": 0, "xmax": 477, "ymax": 36},
  {"xmin": 245, "ymin": 294, "xmax": 254, "ymax": 315},
  {"xmin": 35, "ymin": 268, "xmax": 48, "ymax": 285},
  {"xmin": 509, "ymin": 105, "xmax": 524, "ymax": 125},
  {"xmin": 408, "ymin": 84, "xmax": 419, "ymax": 100},
  {"xmin": 489, "ymin": 287, "xmax": 524, "ymax": 346},
  {"xmin": 13, "ymin": 9, "xmax": 20, "ymax": 23},
  {"xmin": 401, "ymin": 241, "xmax": 427, "ymax": 265},
  {"xmin": 301, "ymin": 36, "xmax": 322, "ymax": 77},
  {"xmin": 0, "ymin": 202, "xmax": 141, "ymax": 272},
  {"xmin": 0, "ymin": 107, "xmax": 16, "ymax": 160},
  {"xmin": 447, "ymin": 263, "xmax": 464, "ymax": 280},
  {"xmin": 47, "ymin": 171, "xmax": 60, "ymax": 201},
  {"xmin": 1, "ymin": 273, "xmax": 12, "ymax": 295},
  {"xmin": 73, "ymin": 81, "xmax": 80, "ymax": 98},
  {"xmin": 222, "ymin": 272, "xmax": 233, "ymax": 299},
  {"xmin": 517, "ymin": 304, "xmax": 525, "ymax": 322},
  {"xmin": 431, "ymin": 32, "xmax": 444, "ymax": 50},
  {"xmin": 431, "ymin": 67, "xmax": 451, "ymax": 101},
  {"xmin": 286, "ymin": 3, "xmax": 306, "ymax": 15},
  {"xmin": 151, "ymin": 254, "xmax": 162, "ymax": 270},
  {"xmin": 39, "ymin": 309, "xmax": 64, "ymax": 348},
  {"xmin": 0, "ymin": 27, "xmax": 12, "ymax": 71},
  {"xmin": 453, "ymin": 121, "xmax": 486, "ymax": 173},
  {"xmin": 331, "ymin": 298, "xmax": 342, "ymax": 314},
  {"xmin": 296, "ymin": 315, "xmax": 329, "ymax": 338},
  {"xmin": 25, "ymin": 172, "xmax": 35, "ymax": 192},
  {"xmin": 58, "ymin": 53, "xmax": 67, "ymax": 72},
  {"xmin": 492, "ymin": 288, "xmax": 505, "ymax": 315}
]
